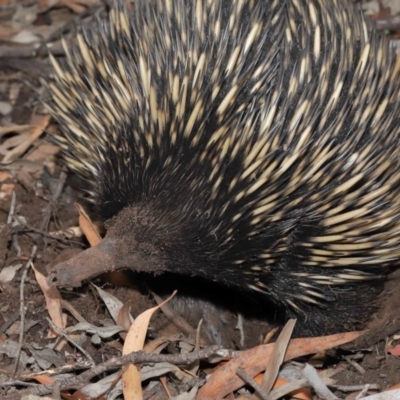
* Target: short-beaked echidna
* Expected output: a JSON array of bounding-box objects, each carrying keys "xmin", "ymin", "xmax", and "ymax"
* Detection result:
[{"xmin": 44, "ymin": 0, "xmax": 400, "ymax": 336}]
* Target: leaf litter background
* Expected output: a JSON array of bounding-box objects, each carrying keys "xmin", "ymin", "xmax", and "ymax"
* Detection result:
[{"xmin": 1, "ymin": 0, "xmax": 400, "ymax": 399}]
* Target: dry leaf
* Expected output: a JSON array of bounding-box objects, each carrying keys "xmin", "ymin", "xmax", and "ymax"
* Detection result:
[
  {"xmin": 255, "ymin": 319, "xmax": 296, "ymax": 396},
  {"xmin": 197, "ymin": 331, "xmax": 364, "ymax": 399},
  {"xmin": 0, "ymin": 263, "xmax": 22, "ymax": 284},
  {"xmin": 31, "ymin": 263, "xmax": 66, "ymax": 338},
  {"xmin": 31, "ymin": 375, "xmax": 56, "ymax": 385},
  {"xmin": 76, "ymin": 203, "xmax": 101, "ymax": 246},
  {"xmin": 122, "ymin": 291, "xmax": 176, "ymax": 400},
  {"xmin": 0, "ymin": 125, "xmax": 33, "ymax": 137},
  {"xmin": 2, "ymin": 115, "xmax": 50, "ymax": 162}
]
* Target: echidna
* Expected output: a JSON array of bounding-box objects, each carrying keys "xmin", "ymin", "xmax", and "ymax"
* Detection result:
[{"xmin": 44, "ymin": 0, "xmax": 400, "ymax": 336}]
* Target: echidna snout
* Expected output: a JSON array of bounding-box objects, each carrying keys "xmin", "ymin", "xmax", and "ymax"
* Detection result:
[{"xmin": 45, "ymin": 0, "xmax": 400, "ymax": 336}]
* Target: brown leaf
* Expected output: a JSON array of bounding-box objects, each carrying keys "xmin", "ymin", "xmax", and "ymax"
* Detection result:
[
  {"xmin": 122, "ymin": 291, "xmax": 177, "ymax": 399},
  {"xmin": 2, "ymin": 115, "xmax": 50, "ymax": 163},
  {"xmin": 75, "ymin": 203, "xmax": 101, "ymax": 246},
  {"xmin": 31, "ymin": 263, "xmax": 66, "ymax": 338},
  {"xmin": 197, "ymin": 331, "xmax": 365, "ymax": 399}
]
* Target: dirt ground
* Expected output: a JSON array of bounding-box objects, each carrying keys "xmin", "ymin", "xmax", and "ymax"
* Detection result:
[{"xmin": 1, "ymin": 1, "xmax": 400, "ymax": 399}]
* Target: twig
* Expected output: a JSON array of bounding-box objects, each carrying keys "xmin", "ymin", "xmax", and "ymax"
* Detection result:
[
  {"xmin": 21, "ymin": 360, "xmax": 93, "ymax": 379},
  {"xmin": 344, "ymin": 355, "xmax": 366, "ymax": 374},
  {"xmin": 13, "ymin": 246, "xmax": 37, "ymax": 376},
  {"xmin": 355, "ymin": 384, "xmax": 371, "ymax": 400},
  {"xmin": 7, "ymin": 191, "xmax": 16, "ymax": 225},
  {"xmin": 46, "ymin": 318, "xmax": 95, "ymax": 366},
  {"xmin": 23, "ymin": 224, "xmax": 84, "ymax": 246},
  {"xmin": 8, "ymin": 345, "xmax": 223, "ymax": 399},
  {"xmin": 12, "ymin": 213, "xmax": 83, "ymax": 246},
  {"xmin": 236, "ymin": 367, "xmax": 269, "ymax": 400},
  {"xmin": 330, "ymin": 383, "xmax": 380, "ymax": 392}
]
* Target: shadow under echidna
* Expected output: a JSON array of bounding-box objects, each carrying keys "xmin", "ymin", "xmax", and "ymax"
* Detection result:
[{"xmin": 43, "ymin": 0, "xmax": 400, "ymax": 338}]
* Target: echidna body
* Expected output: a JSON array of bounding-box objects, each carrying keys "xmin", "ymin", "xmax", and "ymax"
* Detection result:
[{"xmin": 45, "ymin": 0, "xmax": 400, "ymax": 335}]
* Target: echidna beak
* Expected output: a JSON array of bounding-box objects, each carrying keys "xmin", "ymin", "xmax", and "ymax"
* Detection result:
[
  {"xmin": 47, "ymin": 236, "xmax": 168, "ymax": 288},
  {"xmin": 47, "ymin": 238, "xmax": 118, "ymax": 288}
]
